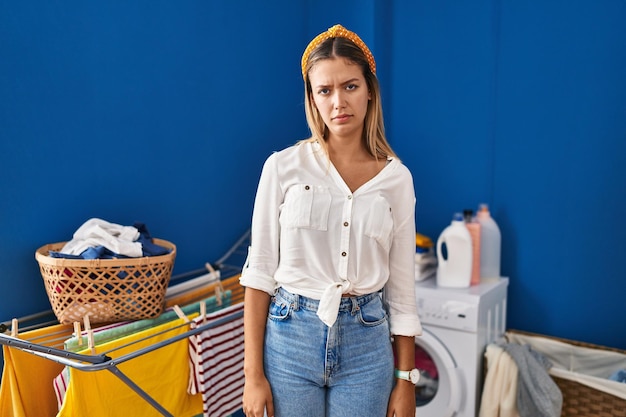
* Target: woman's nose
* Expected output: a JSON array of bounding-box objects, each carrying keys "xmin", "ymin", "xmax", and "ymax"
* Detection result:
[{"xmin": 333, "ymin": 90, "xmax": 346, "ymax": 109}]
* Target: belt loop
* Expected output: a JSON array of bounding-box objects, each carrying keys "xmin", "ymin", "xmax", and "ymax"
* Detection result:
[
  {"xmin": 293, "ymin": 293, "xmax": 300, "ymax": 311},
  {"xmin": 351, "ymin": 297, "xmax": 360, "ymax": 314}
]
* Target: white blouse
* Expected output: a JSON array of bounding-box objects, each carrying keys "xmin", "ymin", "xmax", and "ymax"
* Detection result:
[{"xmin": 240, "ymin": 141, "xmax": 422, "ymax": 336}]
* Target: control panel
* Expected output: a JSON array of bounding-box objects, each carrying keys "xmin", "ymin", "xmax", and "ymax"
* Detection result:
[{"xmin": 416, "ymin": 296, "xmax": 479, "ymax": 332}]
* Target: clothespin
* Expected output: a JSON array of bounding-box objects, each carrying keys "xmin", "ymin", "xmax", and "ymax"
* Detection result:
[
  {"xmin": 215, "ymin": 282, "xmax": 224, "ymax": 307},
  {"xmin": 204, "ymin": 262, "xmax": 220, "ymax": 283},
  {"xmin": 73, "ymin": 322, "xmax": 83, "ymax": 347},
  {"xmin": 200, "ymin": 301, "xmax": 206, "ymax": 325},
  {"xmin": 205, "ymin": 262, "xmax": 216, "ymax": 275},
  {"xmin": 83, "ymin": 315, "xmax": 95, "ymax": 355},
  {"xmin": 10, "ymin": 318, "xmax": 18, "ymax": 338},
  {"xmin": 172, "ymin": 305, "xmax": 190, "ymax": 323}
]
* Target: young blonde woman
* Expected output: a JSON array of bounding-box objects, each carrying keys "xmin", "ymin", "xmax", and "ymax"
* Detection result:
[{"xmin": 240, "ymin": 24, "xmax": 422, "ymax": 417}]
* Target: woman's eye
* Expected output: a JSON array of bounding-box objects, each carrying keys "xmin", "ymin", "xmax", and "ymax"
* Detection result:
[
  {"xmin": 346, "ymin": 84, "xmax": 357, "ymax": 91},
  {"xmin": 318, "ymin": 88, "xmax": 330, "ymax": 95}
]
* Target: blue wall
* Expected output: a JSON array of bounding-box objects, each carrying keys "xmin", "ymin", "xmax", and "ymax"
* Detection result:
[
  {"xmin": 391, "ymin": 0, "xmax": 626, "ymax": 349},
  {"xmin": 0, "ymin": 1, "xmax": 309, "ymax": 317},
  {"xmin": 1, "ymin": 1, "xmax": 625, "ymax": 350}
]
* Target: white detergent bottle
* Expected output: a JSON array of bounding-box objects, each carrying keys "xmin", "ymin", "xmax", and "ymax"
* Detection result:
[
  {"xmin": 436, "ymin": 213, "xmax": 473, "ymax": 288},
  {"xmin": 476, "ymin": 203, "xmax": 501, "ymax": 280}
]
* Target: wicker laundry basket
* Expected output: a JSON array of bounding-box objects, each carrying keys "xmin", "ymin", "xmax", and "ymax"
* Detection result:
[
  {"xmin": 506, "ymin": 330, "xmax": 626, "ymax": 417},
  {"xmin": 36, "ymin": 239, "xmax": 176, "ymax": 325}
]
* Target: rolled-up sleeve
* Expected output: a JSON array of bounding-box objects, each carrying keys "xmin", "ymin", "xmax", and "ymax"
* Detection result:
[
  {"xmin": 239, "ymin": 153, "xmax": 282, "ymax": 295},
  {"xmin": 383, "ymin": 174, "xmax": 423, "ymax": 337}
]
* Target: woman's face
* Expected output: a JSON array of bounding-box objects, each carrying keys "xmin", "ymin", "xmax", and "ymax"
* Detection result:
[{"xmin": 308, "ymin": 57, "xmax": 370, "ymax": 142}]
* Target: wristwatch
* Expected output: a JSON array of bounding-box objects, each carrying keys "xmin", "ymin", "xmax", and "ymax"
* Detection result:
[{"xmin": 394, "ymin": 368, "xmax": 420, "ymax": 385}]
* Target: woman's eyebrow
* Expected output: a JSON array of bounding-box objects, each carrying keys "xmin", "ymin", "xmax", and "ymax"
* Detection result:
[{"xmin": 314, "ymin": 78, "xmax": 360, "ymax": 89}]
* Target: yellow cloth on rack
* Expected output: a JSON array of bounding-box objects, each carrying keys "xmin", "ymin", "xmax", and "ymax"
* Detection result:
[
  {"xmin": 57, "ymin": 315, "xmax": 202, "ymax": 417},
  {"xmin": 0, "ymin": 324, "xmax": 74, "ymax": 417}
]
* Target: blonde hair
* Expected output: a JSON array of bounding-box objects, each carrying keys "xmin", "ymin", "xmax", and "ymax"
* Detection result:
[{"xmin": 300, "ymin": 29, "xmax": 397, "ymax": 160}]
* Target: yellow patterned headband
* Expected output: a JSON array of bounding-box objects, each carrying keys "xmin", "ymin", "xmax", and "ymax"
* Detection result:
[{"xmin": 301, "ymin": 24, "xmax": 376, "ymax": 79}]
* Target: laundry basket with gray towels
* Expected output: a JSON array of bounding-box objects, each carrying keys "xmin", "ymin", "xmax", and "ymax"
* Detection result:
[{"xmin": 480, "ymin": 330, "xmax": 626, "ymax": 417}]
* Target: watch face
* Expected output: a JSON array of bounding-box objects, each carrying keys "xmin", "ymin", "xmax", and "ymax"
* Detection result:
[{"xmin": 409, "ymin": 369, "xmax": 421, "ymax": 384}]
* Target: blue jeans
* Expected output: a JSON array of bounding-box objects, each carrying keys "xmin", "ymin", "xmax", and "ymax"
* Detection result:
[{"xmin": 264, "ymin": 287, "xmax": 394, "ymax": 417}]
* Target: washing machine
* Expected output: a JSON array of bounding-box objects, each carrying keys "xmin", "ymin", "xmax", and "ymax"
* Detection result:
[{"xmin": 413, "ymin": 277, "xmax": 508, "ymax": 417}]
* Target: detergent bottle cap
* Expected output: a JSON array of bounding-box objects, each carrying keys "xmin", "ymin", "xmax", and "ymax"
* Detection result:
[
  {"xmin": 452, "ymin": 212, "xmax": 464, "ymax": 223},
  {"xmin": 463, "ymin": 209, "xmax": 474, "ymax": 222},
  {"xmin": 477, "ymin": 203, "xmax": 491, "ymax": 218}
]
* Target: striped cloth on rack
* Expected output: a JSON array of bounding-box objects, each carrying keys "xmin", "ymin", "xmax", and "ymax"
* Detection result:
[
  {"xmin": 53, "ymin": 367, "xmax": 70, "ymax": 410},
  {"xmin": 188, "ymin": 302, "xmax": 245, "ymax": 417}
]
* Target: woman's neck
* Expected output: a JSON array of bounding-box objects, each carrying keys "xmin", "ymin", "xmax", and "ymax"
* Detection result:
[{"xmin": 326, "ymin": 135, "xmax": 371, "ymax": 164}]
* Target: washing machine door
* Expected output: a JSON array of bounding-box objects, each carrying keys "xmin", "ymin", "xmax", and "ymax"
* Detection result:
[{"xmin": 414, "ymin": 328, "xmax": 463, "ymax": 417}]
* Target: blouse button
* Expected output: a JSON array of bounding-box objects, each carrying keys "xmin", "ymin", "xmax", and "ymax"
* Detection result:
[
  {"xmin": 305, "ymin": 185, "xmax": 310, "ymax": 190},
  {"xmin": 347, "ymin": 195, "xmax": 352, "ymax": 200},
  {"xmin": 341, "ymin": 251, "xmax": 347, "ymax": 257},
  {"xmin": 343, "ymin": 221, "xmax": 349, "ymax": 227}
]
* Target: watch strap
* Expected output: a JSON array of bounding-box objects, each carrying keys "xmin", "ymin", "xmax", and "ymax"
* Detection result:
[
  {"xmin": 395, "ymin": 368, "xmax": 420, "ymax": 384},
  {"xmin": 394, "ymin": 369, "xmax": 410, "ymax": 380}
]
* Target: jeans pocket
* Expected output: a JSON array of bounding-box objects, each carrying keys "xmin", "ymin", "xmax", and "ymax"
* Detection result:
[
  {"xmin": 268, "ymin": 297, "xmax": 292, "ymax": 321},
  {"xmin": 358, "ymin": 297, "xmax": 388, "ymax": 327}
]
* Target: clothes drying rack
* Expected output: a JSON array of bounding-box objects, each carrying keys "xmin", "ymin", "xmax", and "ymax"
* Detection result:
[{"xmin": 0, "ymin": 229, "xmax": 250, "ymax": 417}]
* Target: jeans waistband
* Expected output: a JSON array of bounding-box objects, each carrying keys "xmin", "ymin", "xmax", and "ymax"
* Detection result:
[{"xmin": 275, "ymin": 287, "xmax": 381, "ymax": 312}]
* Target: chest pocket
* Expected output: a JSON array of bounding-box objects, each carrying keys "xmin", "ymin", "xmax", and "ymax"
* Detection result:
[
  {"xmin": 282, "ymin": 184, "xmax": 332, "ymax": 231},
  {"xmin": 364, "ymin": 195, "xmax": 394, "ymax": 251}
]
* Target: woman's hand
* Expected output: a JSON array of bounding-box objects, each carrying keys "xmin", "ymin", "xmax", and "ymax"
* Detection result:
[
  {"xmin": 386, "ymin": 379, "xmax": 416, "ymax": 417},
  {"xmin": 389, "ymin": 335, "xmax": 417, "ymax": 416},
  {"xmin": 242, "ymin": 373, "xmax": 274, "ymax": 417},
  {"xmin": 242, "ymin": 288, "xmax": 273, "ymax": 416}
]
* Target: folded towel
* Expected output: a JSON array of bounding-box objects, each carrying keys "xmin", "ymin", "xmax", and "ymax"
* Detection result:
[
  {"xmin": 479, "ymin": 343, "xmax": 520, "ymax": 417},
  {"xmin": 415, "ymin": 249, "xmax": 437, "ymax": 282},
  {"xmin": 502, "ymin": 343, "xmax": 562, "ymax": 417}
]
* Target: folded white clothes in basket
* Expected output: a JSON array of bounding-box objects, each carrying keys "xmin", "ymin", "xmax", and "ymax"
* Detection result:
[
  {"xmin": 60, "ymin": 218, "xmax": 143, "ymax": 257},
  {"xmin": 49, "ymin": 218, "xmax": 170, "ymax": 261}
]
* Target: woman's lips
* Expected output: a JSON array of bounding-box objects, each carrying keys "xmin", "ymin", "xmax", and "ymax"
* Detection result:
[{"xmin": 333, "ymin": 114, "xmax": 351, "ymax": 123}]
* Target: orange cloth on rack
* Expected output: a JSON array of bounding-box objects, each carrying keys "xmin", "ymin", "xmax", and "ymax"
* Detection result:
[
  {"xmin": 166, "ymin": 285, "xmax": 221, "ymax": 309},
  {"xmin": 0, "ymin": 324, "xmax": 74, "ymax": 417},
  {"xmin": 165, "ymin": 274, "xmax": 241, "ymax": 308},
  {"xmin": 57, "ymin": 316, "xmax": 202, "ymax": 417}
]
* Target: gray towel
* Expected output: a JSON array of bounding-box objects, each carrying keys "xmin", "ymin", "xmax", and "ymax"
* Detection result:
[{"xmin": 502, "ymin": 343, "xmax": 563, "ymax": 417}]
